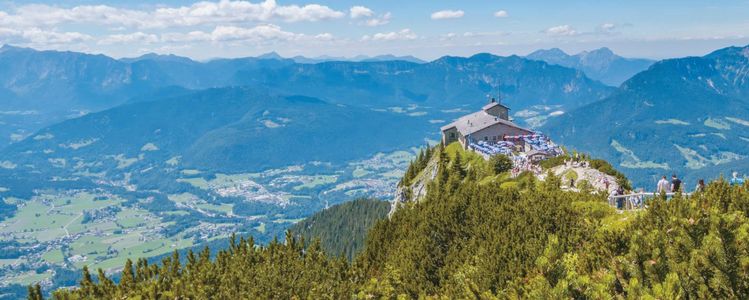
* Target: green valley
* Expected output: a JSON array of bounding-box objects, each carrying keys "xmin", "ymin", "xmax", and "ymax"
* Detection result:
[{"xmin": 46, "ymin": 143, "xmax": 749, "ymax": 299}]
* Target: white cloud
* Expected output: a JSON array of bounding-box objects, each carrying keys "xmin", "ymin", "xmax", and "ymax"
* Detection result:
[
  {"xmin": 544, "ymin": 25, "xmax": 578, "ymax": 37},
  {"xmin": 430, "ymin": 10, "xmax": 464, "ymax": 20},
  {"xmin": 463, "ymin": 31, "xmax": 506, "ymax": 38},
  {"xmin": 313, "ymin": 33, "xmax": 334, "ymax": 41},
  {"xmin": 349, "ymin": 6, "xmax": 390, "ymax": 26},
  {"xmin": 272, "ymin": 2, "xmax": 345, "ymax": 22},
  {"xmin": 494, "ymin": 10, "xmax": 509, "ymax": 18},
  {"xmin": 212, "ymin": 25, "xmax": 297, "ymax": 41},
  {"xmin": 440, "ymin": 32, "xmax": 458, "ymax": 41},
  {"xmin": 0, "ymin": 27, "xmax": 92, "ymax": 45},
  {"xmin": 28, "ymin": 30, "xmax": 91, "ymax": 44},
  {"xmin": 363, "ymin": 29, "xmax": 417, "ymax": 41},
  {"xmin": 0, "ymin": 0, "xmax": 346, "ymax": 29},
  {"xmin": 365, "ymin": 12, "xmax": 392, "ymax": 26},
  {"xmin": 600, "ymin": 23, "xmax": 616, "ymax": 31},
  {"xmin": 161, "ymin": 24, "xmax": 333, "ymax": 43},
  {"xmin": 0, "ymin": 27, "xmax": 19, "ymax": 38},
  {"xmin": 349, "ymin": 6, "xmax": 373, "ymax": 19},
  {"xmin": 99, "ymin": 32, "xmax": 159, "ymax": 45},
  {"xmin": 161, "ymin": 31, "xmax": 210, "ymax": 43}
]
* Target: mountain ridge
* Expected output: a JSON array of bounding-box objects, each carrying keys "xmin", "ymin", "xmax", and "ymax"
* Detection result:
[
  {"xmin": 527, "ymin": 47, "xmax": 655, "ymax": 86},
  {"xmin": 543, "ymin": 43, "xmax": 749, "ymax": 189},
  {"xmin": 0, "ymin": 45, "xmax": 613, "ymax": 147}
]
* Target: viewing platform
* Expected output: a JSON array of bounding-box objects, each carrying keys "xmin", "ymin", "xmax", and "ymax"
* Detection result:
[{"xmin": 607, "ymin": 192, "xmax": 693, "ymax": 211}]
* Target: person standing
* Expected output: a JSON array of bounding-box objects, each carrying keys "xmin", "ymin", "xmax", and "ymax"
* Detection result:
[
  {"xmin": 610, "ymin": 188, "xmax": 621, "ymax": 209},
  {"xmin": 731, "ymin": 171, "xmax": 745, "ymax": 186},
  {"xmin": 657, "ymin": 176, "xmax": 670, "ymax": 194},
  {"xmin": 634, "ymin": 188, "xmax": 645, "ymax": 208},
  {"xmin": 615, "ymin": 186, "xmax": 626, "ymax": 209},
  {"xmin": 695, "ymin": 179, "xmax": 706, "ymax": 193},
  {"xmin": 671, "ymin": 174, "xmax": 682, "ymax": 192}
]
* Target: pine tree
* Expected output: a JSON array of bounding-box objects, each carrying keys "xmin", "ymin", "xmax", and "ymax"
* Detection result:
[
  {"xmin": 26, "ymin": 284, "xmax": 43, "ymax": 300},
  {"xmin": 451, "ymin": 152, "xmax": 466, "ymax": 179},
  {"xmin": 119, "ymin": 259, "xmax": 135, "ymax": 295},
  {"xmin": 489, "ymin": 154, "xmax": 513, "ymax": 175}
]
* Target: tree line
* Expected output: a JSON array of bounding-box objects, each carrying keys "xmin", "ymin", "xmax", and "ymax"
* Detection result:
[{"xmin": 42, "ymin": 144, "xmax": 749, "ymax": 299}]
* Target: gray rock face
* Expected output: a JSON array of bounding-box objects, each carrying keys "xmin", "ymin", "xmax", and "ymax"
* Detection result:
[{"xmin": 389, "ymin": 155, "xmax": 438, "ymax": 216}]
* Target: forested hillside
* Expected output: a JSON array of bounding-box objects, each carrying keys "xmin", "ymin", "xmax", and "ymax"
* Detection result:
[
  {"xmin": 290, "ymin": 198, "xmax": 391, "ymax": 261},
  {"xmin": 47, "ymin": 145, "xmax": 749, "ymax": 299},
  {"xmin": 543, "ymin": 44, "xmax": 749, "ymax": 189}
]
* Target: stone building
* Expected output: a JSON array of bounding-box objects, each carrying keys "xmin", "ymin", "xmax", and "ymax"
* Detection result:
[{"xmin": 440, "ymin": 99, "xmax": 532, "ymax": 148}]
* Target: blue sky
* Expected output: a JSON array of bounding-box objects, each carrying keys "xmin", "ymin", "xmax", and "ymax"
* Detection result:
[{"xmin": 1, "ymin": 0, "xmax": 748, "ymax": 60}]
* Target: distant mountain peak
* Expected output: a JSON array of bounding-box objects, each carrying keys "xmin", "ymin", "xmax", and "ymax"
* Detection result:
[
  {"xmin": 0, "ymin": 44, "xmax": 28, "ymax": 53},
  {"xmin": 257, "ymin": 51, "xmax": 285, "ymax": 60},
  {"xmin": 288, "ymin": 53, "xmax": 426, "ymax": 64},
  {"xmin": 528, "ymin": 48, "xmax": 568, "ymax": 57},
  {"xmin": 586, "ymin": 47, "xmax": 615, "ymax": 55},
  {"xmin": 536, "ymin": 48, "xmax": 569, "ymax": 56},
  {"xmin": 121, "ymin": 52, "xmax": 195, "ymax": 63},
  {"xmin": 527, "ymin": 46, "xmax": 654, "ymax": 86},
  {"xmin": 705, "ymin": 43, "xmax": 749, "ymax": 60},
  {"xmin": 362, "ymin": 54, "xmax": 426, "ymax": 63},
  {"xmin": 467, "ymin": 52, "xmax": 500, "ymax": 61},
  {"xmin": 578, "ymin": 47, "xmax": 619, "ymax": 65}
]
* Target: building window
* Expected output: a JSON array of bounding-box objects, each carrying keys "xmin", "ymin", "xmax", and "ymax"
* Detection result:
[
  {"xmin": 450, "ymin": 133, "xmax": 455, "ymax": 138},
  {"xmin": 484, "ymin": 137, "xmax": 488, "ymax": 141}
]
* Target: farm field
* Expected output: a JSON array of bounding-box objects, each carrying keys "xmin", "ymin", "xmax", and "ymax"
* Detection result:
[{"xmin": 0, "ymin": 147, "xmax": 422, "ymax": 292}]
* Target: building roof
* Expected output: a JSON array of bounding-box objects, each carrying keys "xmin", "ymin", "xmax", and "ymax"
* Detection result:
[
  {"xmin": 482, "ymin": 101, "xmax": 510, "ymax": 111},
  {"xmin": 440, "ymin": 110, "xmax": 531, "ymax": 136}
]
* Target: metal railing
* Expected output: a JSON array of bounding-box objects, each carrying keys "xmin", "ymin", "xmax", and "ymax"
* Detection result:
[{"xmin": 607, "ymin": 192, "xmax": 692, "ymax": 210}]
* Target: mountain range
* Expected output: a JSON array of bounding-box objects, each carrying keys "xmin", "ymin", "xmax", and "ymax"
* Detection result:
[
  {"xmin": 256, "ymin": 52, "xmax": 427, "ymax": 64},
  {"xmin": 4, "ymin": 43, "xmax": 749, "ymax": 193},
  {"xmin": 527, "ymin": 47, "xmax": 655, "ymax": 86},
  {"xmin": 543, "ymin": 44, "xmax": 749, "ymax": 188},
  {"xmin": 4, "ymin": 42, "xmax": 749, "ymax": 296},
  {"xmin": 0, "ymin": 44, "xmax": 612, "ymax": 147},
  {"xmin": 1, "ymin": 88, "xmax": 431, "ymax": 180},
  {"xmin": 0, "ymin": 48, "xmax": 616, "ymax": 203}
]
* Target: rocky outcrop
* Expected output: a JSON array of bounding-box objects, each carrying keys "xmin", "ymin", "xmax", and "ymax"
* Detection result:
[{"xmin": 389, "ymin": 156, "xmax": 439, "ymax": 217}]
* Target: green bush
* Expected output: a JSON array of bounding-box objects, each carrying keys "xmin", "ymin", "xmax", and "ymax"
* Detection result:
[{"xmin": 490, "ymin": 154, "xmax": 513, "ymax": 175}]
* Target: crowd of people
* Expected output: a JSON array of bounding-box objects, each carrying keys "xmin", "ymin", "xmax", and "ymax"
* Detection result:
[
  {"xmin": 510, "ymin": 155, "xmax": 542, "ymax": 177},
  {"xmin": 608, "ymin": 171, "xmax": 747, "ymax": 210},
  {"xmin": 656, "ymin": 171, "xmax": 745, "ymax": 194}
]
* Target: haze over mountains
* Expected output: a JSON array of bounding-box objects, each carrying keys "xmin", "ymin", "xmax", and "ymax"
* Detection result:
[
  {"xmin": 527, "ymin": 47, "xmax": 655, "ymax": 86},
  {"xmin": 255, "ymin": 52, "xmax": 428, "ymax": 64},
  {"xmin": 0, "ymin": 44, "xmax": 612, "ymax": 146}
]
